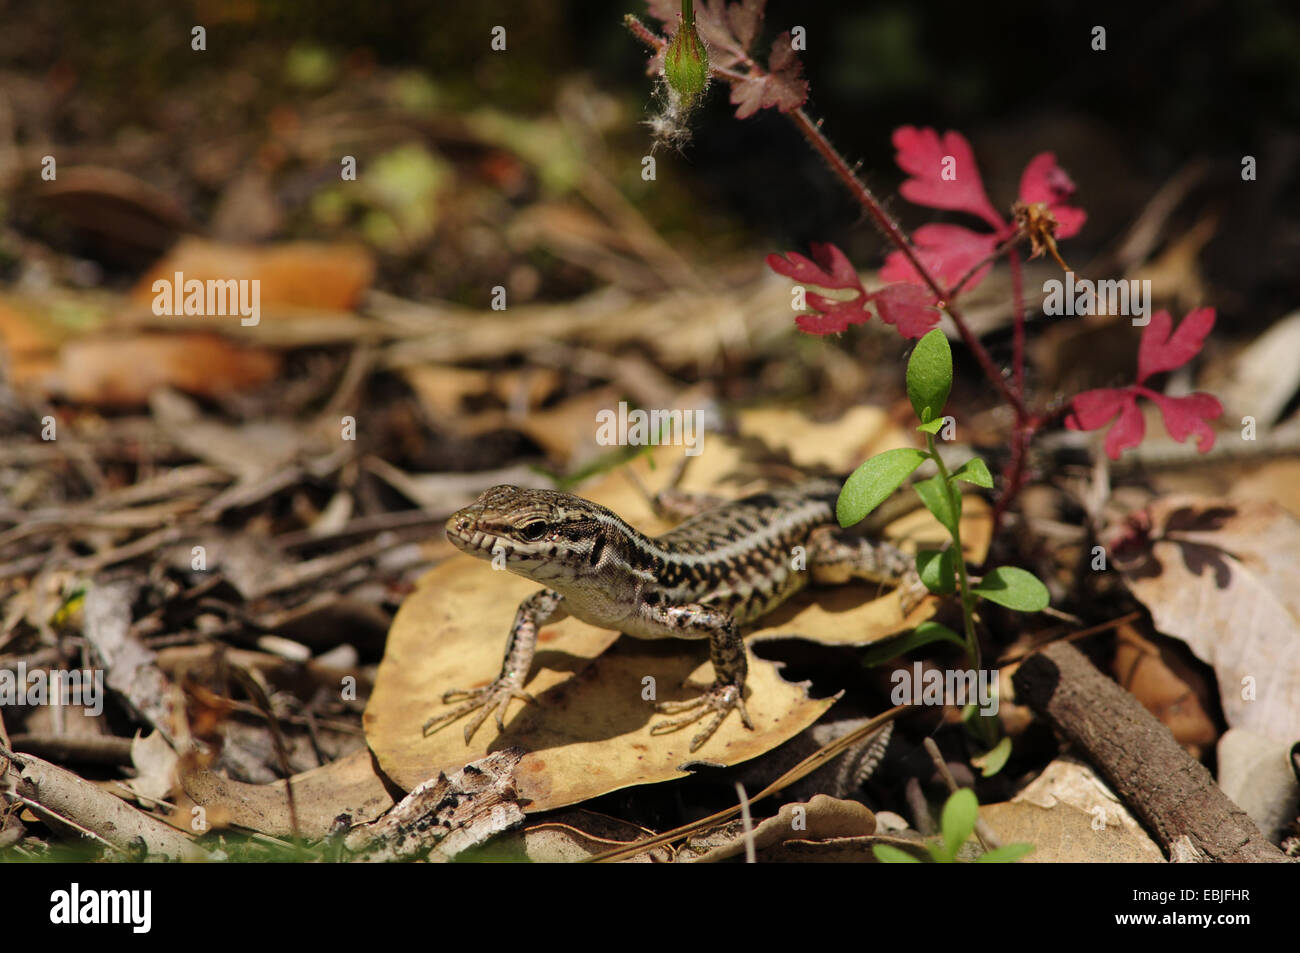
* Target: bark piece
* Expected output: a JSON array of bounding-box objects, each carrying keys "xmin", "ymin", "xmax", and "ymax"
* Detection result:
[{"xmin": 1012, "ymin": 642, "xmax": 1287, "ymax": 863}]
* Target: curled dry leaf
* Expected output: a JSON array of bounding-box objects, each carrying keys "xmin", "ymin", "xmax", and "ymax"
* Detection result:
[
  {"xmin": 1109, "ymin": 496, "xmax": 1300, "ymax": 745},
  {"xmin": 688, "ymin": 794, "xmax": 876, "ymax": 862},
  {"xmin": 365, "ymin": 412, "xmax": 990, "ymax": 806},
  {"xmin": 180, "ymin": 748, "xmax": 395, "ymax": 840}
]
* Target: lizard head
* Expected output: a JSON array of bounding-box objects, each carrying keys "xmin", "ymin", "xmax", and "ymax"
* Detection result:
[{"xmin": 446, "ymin": 485, "xmax": 641, "ymax": 585}]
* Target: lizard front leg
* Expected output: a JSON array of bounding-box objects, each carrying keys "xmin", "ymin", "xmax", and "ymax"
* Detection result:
[
  {"xmin": 807, "ymin": 526, "xmax": 928, "ymax": 613},
  {"xmin": 422, "ymin": 588, "xmax": 568, "ymax": 742},
  {"xmin": 643, "ymin": 603, "xmax": 754, "ymax": 752}
]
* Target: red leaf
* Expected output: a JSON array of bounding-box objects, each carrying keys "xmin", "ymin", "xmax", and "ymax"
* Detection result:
[
  {"xmin": 880, "ymin": 224, "xmax": 998, "ymax": 290},
  {"xmin": 794, "ymin": 309, "xmax": 861, "ymax": 335},
  {"xmin": 871, "ymin": 283, "xmax": 940, "ymax": 339},
  {"xmin": 1102, "ymin": 397, "xmax": 1147, "ymax": 460},
  {"xmin": 1066, "ymin": 387, "xmax": 1134, "ymax": 432},
  {"xmin": 1144, "ymin": 390, "xmax": 1223, "ymax": 453},
  {"xmin": 766, "ymin": 242, "xmax": 863, "ymax": 290},
  {"xmin": 1067, "ymin": 387, "xmax": 1147, "ymax": 460},
  {"xmin": 892, "ymin": 127, "xmax": 1002, "ymax": 228},
  {"xmin": 730, "ymin": 32, "xmax": 808, "ymax": 118},
  {"xmin": 1018, "ymin": 153, "xmax": 1086, "ymax": 239},
  {"xmin": 1068, "ymin": 383, "xmax": 1222, "ymax": 460},
  {"xmin": 1137, "ymin": 307, "xmax": 1216, "ymax": 383}
]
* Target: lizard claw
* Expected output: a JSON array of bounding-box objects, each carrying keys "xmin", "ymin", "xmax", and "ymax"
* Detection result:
[
  {"xmin": 652, "ymin": 682, "xmax": 752, "ymax": 752},
  {"xmin": 422, "ymin": 678, "xmax": 535, "ymax": 742}
]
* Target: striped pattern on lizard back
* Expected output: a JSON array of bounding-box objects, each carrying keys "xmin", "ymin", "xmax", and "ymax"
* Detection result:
[{"xmin": 645, "ymin": 478, "xmax": 841, "ymax": 624}]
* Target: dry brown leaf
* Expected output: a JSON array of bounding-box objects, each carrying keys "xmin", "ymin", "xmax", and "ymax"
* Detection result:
[
  {"xmin": 180, "ymin": 748, "xmax": 394, "ymax": 839},
  {"xmin": 1112, "ymin": 623, "xmax": 1218, "ymax": 758},
  {"xmin": 132, "ymin": 237, "xmax": 375, "ymax": 312},
  {"xmin": 1111, "ymin": 496, "xmax": 1300, "ymax": 744},
  {"xmin": 366, "ymin": 418, "xmax": 990, "ymax": 806},
  {"xmin": 66, "ymin": 334, "xmax": 276, "ymax": 406},
  {"xmin": 689, "ymin": 794, "xmax": 876, "ymax": 862},
  {"xmin": 980, "ymin": 758, "xmax": 1164, "ymax": 862},
  {"xmin": 1232, "ymin": 460, "xmax": 1300, "ymax": 519},
  {"xmin": 364, "ymin": 556, "xmax": 836, "ymax": 807},
  {"xmin": 736, "ymin": 405, "xmax": 906, "ymax": 472},
  {"xmin": 125, "ymin": 729, "xmax": 180, "ymax": 803}
]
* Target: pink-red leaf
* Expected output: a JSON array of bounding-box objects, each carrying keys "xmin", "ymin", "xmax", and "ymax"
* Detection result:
[
  {"xmin": 1102, "ymin": 395, "xmax": 1147, "ymax": 460},
  {"xmin": 1066, "ymin": 388, "xmax": 1134, "ymax": 432},
  {"xmin": 1067, "ymin": 387, "xmax": 1147, "ymax": 461},
  {"xmin": 1018, "ymin": 153, "xmax": 1086, "ymax": 239},
  {"xmin": 1145, "ymin": 390, "xmax": 1223, "ymax": 453},
  {"xmin": 766, "ymin": 242, "xmax": 863, "ymax": 291},
  {"xmin": 892, "ymin": 127, "xmax": 1003, "ymax": 228},
  {"xmin": 879, "ymin": 224, "xmax": 998, "ymax": 290},
  {"xmin": 1137, "ymin": 307, "xmax": 1216, "ymax": 383},
  {"xmin": 794, "ymin": 309, "xmax": 864, "ymax": 335},
  {"xmin": 870, "ymin": 283, "xmax": 940, "ymax": 339}
]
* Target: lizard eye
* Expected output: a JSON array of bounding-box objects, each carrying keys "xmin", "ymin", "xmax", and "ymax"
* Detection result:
[{"xmin": 519, "ymin": 521, "xmax": 548, "ymax": 541}]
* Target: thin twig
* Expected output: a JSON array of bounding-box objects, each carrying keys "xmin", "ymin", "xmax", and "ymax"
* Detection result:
[{"xmin": 922, "ymin": 736, "xmax": 1001, "ymax": 852}]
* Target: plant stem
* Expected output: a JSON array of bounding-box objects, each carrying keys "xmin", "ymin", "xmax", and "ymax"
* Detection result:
[
  {"xmin": 1009, "ymin": 246, "xmax": 1026, "ymax": 399},
  {"xmin": 925, "ymin": 433, "xmax": 981, "ymax": 672}
]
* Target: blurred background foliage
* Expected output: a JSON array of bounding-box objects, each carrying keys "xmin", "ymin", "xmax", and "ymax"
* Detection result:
[{"xmin": 3, "ymin": 0, "xmax": 1297, "ymax": 321}]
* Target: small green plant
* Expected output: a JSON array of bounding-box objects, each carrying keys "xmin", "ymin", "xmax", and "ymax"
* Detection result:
[
  {"xmin": 873, "ymin": 788, "xmax": 1034, "ymax": 864},
  {"xmin": 839, "ymin": 328, "xmax": 1050, "ymax": 677}
]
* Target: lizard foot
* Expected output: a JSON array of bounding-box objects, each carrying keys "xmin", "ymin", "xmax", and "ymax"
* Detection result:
[
  {"xmin": 422, "ymin": 678, "xmax": 535, "ymax": 743},
  {"xmin": 651, "ymin": 682, "xmax": 753, "ymax": 752}
]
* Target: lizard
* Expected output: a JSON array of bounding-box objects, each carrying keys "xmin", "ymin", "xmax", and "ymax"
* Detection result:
[{"xmin": 424, "ymin": 478, "xmax": 927, "ymax": 752}]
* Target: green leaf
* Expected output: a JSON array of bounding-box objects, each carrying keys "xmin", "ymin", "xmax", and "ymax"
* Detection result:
[
  {"xmin": 976, "ymin": 843, "xmax": 1035, "ymax": 863},
  {"xmin": 926, "ymin": 842, "xmax": 954, "ymax": 863},
  {"xmin": 916, "ymin": 549, "xmax": 956, "ymax": 594},
  {"xmin": 915, "ymin": 418, "xmax": 946, "ymax": 435},
  {"xmin": 837, "ymin": 449, "xmax": 928, "ymax": 527},
  {"xmin": 975, "ymin": 735, "xmax": 1013, "ymax": 778},
  {"xmin": 872, "ymin": 843, "xmax": 922, "ymax": 863},
  {"xmin": 859, "ymin": 621, "xmax": 966, "ymax": 667},
  {"xmin": 913, "ymin": 473, "xmax": 960, "ymax": 537},
  {"xmin": 949, "ymin": 457, "xmax": 993, "ymax": 489},
  {"xmin": 906, "ymin": 329, "xmax": 952, "ymax": 423},
  {"xmin": 940, "ymin": 788, "xmax": 978, "ymax": 861},
  {"xmin": 971, "ymin": 566, "xmax": 1050, "ymax": 611}
]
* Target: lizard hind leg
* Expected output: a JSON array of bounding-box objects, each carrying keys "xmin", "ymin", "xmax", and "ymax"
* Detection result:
[{"xmin": 807, "ymin": 525, "xmax": 929, "ymax": 614}]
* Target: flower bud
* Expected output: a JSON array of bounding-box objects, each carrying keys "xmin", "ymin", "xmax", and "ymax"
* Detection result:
[{"xmin": 664, "ymin": 2, "xmax": 708, "ymax": 108}]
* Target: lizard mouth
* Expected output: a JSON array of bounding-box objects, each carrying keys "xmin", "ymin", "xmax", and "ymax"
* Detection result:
[
  {"xmin": 445, "ymin": 515, "xmax": 520, "ymax": 562},
  {"xmin": 447, "ymin": 525, "xmax": 499, "ymax": 556}
]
